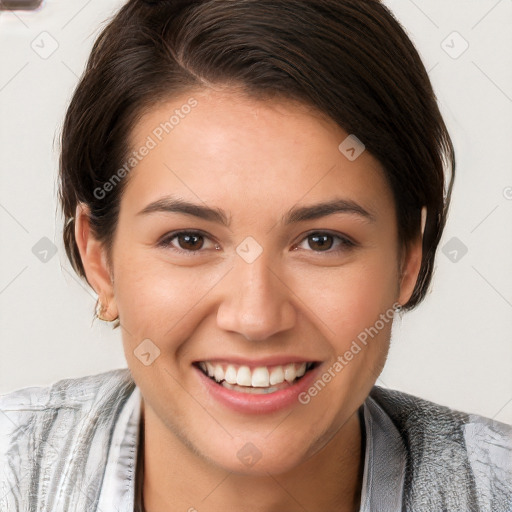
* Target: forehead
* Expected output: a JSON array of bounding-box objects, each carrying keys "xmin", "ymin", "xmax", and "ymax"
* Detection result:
[{"xmin": 122, "ymin": 88, "xmax": 393, "ymax": 221}]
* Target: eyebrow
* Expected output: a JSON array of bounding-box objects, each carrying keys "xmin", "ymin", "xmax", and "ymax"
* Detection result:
[
  {"xmin": 137, "ymin": 197, "xmax": 231, "ymax": 225},
  {"xmin": 136, "ymin": 196, "xmax": 376, "ymax": 226}
]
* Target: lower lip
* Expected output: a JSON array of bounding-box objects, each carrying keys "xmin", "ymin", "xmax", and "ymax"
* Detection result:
[{"xmin": 195, "ymin": 364, "xmax": 322, "ymax": 414}]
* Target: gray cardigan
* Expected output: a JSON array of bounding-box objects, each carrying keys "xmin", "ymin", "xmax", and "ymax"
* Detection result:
[{"xmin": 0, "ymin": 368, "xmax": 510, "ymax": 511}]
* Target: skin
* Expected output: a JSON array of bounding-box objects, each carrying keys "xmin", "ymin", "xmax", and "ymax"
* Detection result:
[{"xmin": 75, "ymin": 87, "xmax": 422, "ymax": 511}]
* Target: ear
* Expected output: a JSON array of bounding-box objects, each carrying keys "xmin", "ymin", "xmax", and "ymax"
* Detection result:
[
  {"xmin": 397, "ymin": 234, "xmax": 423, "ymax": 307},
  {"xmin": 74, "ymin": 203, "xmax": 118, "ymax": 321}
]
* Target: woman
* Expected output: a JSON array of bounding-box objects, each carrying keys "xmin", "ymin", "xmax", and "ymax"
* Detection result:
[{"xmin": 1, "ymin": 0, "xmax": 510, "ymax": 510}]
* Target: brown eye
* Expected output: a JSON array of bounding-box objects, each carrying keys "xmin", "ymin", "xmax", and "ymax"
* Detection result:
[
  {"xmin": 177, "ymin": 233, "xmax": 204, "ymax": 251},
  {"xmin": 158, "ymin": 230, "xmax": 215, "ymax": 253},
  {"xmin": 293, "ymin": 231, "xmax": 357, "ymax": 254},
  {"xmin": 308, "ymin": 234, "xmax": 334, "ymax": 251}
]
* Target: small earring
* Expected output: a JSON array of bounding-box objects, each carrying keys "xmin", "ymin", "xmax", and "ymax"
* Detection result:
[
  {"xmin": 95, "ymin": 299, "xmax": 106, "ymax": 321},
  {"xmin": 95, "ymin": 299, "xmax": 115, "ymax": 322},
  {"xmin": 94, "ymin": 298, "xmax": 120, "ymax": 329}
]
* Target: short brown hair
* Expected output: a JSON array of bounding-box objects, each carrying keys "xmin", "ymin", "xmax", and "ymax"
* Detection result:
[{"xmin": 59, "ymin": 0, "xmax": 455, "ymax": 311}]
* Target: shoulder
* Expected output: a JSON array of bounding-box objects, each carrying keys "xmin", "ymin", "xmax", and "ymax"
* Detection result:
[
  {"xmin": 0, "ymin": 368, "xmax": 136, "ymax": 509},
  {"xmin": 0, "ymin": 367, "xmax": 136, "ymax": 440},
  {"xmin": 369, "ymin": 385, "xmax": 512, "ymax": 445},
  {"xmin": 0, "ymin": 367, "xmax": 134, "ymax": 419},
  {"xmin": 369, "ymin": 386, "xmax": 512, "ymax": 511}
]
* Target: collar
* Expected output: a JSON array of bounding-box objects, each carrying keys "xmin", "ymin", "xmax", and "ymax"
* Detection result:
[{"xmin": 359, "ymin": 395, "xmax": 406, "ymax": 511}]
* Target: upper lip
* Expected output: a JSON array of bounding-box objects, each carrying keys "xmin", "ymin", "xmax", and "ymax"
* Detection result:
[{"xmin": 193, "ymin": 356, "xmax": 320, "ymax": 368}]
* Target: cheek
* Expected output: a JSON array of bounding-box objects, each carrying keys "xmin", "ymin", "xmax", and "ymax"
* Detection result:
[
  {"xmin": 112, "ymin": 249, "xmax": 223, "ymax": 340},
  {"xmin": 290, "ymin": 254, "xmax": 399, "ymax": 345},
  {"xmin": 292, "ymin": 260, "xmax": 398, "ymax": 413}
]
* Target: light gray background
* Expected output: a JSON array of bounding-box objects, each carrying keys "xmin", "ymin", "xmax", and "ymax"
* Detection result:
[{"xmin": 0, "ymin": 0, "xmax": 511, "ymax": 423}]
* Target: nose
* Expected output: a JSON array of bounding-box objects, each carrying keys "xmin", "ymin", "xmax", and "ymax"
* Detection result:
[{"xmin": 216, "ymin": 255, "xmax": 297, "ymax": 341}]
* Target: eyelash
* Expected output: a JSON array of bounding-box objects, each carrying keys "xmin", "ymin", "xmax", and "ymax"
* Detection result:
[{"xmin": 157, "ymin": 230, "xmax": 357, "ymax": 256}]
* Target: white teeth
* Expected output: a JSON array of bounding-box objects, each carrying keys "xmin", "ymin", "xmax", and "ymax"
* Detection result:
[
  {"xmin": 284, "ymin": 363, "xmax": 297, "ymax": 383},
  {"xmin": 205, "ymin": 362, "xmax": 215, "ymax": 378},
  {"xmin": 224, "ymin": 365, "xmax": 238, "ymax": 384},
  {"xmin": 214, "ymin": 364, "xmax": 224, "ymax": 383},
  {"xmin": 269, "ymin": 366, "xmax": 285, "ymax": 385},
  {"xmin": 296, "ymin": 362, "xmax": 307, "ymax": 378},
  {"xmin": 251, "ymin": 367, "xmax": 270, "ymax": 387},
  {"xmin": 236, "ymin": 366, "xmax": 252, "ymax": 386},
  {"xmin": 198, "ymin": 361, "xmax": 314, "ymax": 388},
  {"xmin": 222, "ymin": 381, "xmax": 279, "ymax": 394}
]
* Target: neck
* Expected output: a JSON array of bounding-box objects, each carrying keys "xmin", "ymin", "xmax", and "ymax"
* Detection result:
[{"xmin": 140, "ymin": 402, "xmax": 364, "ymax": 512}]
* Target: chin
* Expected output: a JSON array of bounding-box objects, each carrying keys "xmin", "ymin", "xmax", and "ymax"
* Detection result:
[{"xmin": 198, "ymin": 434, "xmax": 317, "ymax": 476}]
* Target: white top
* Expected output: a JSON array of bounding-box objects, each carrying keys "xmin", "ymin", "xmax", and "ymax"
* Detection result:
[{"xmin": 1, "ymin": 368, "xmax": 510, "ymax": 511}]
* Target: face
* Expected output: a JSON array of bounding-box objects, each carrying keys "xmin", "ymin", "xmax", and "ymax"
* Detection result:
[{"xmin": 77, "ymin": 88, "xmax": 421, "ymax": 475}]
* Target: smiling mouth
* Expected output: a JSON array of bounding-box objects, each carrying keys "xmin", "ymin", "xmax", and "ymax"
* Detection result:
[{"xmin": 194, "ymin": 361, "xmax": 318, "ymax": 394}]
